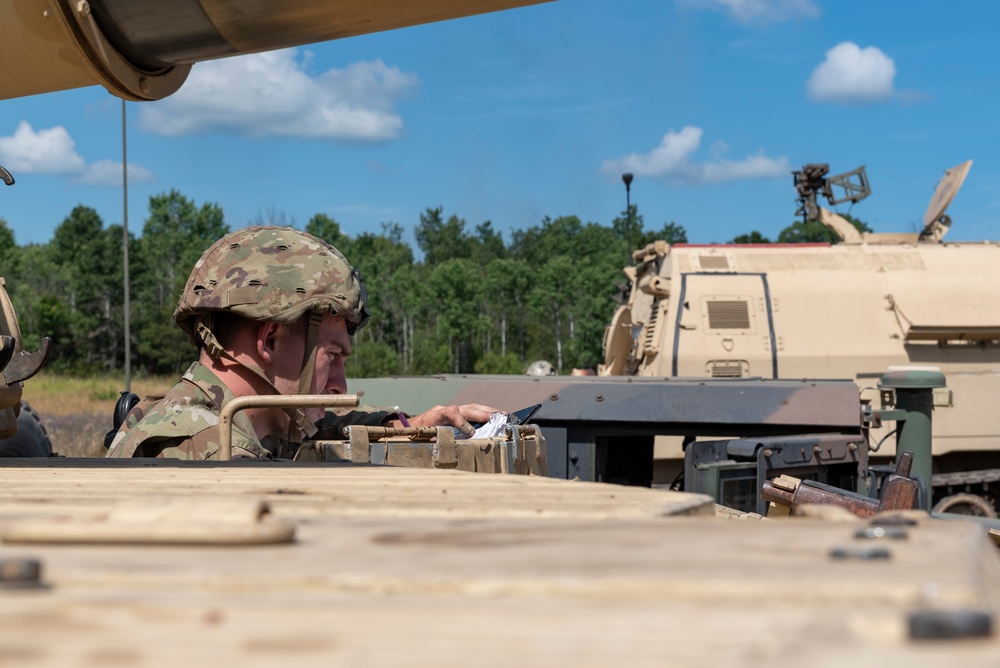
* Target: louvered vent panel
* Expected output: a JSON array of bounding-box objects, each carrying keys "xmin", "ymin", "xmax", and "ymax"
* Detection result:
[
  {"xmin": 643, "ymin": 299, "xmax": 660, "ymax": 350},
  {"xmin": 699, "ymin": 255, "xmax": 730, "ymax": 271},
  {"xmin": 706, "ymin": 300, "xmax": 750, "ymax": 329},
  {"xmin": 710, "ymin": 361, "xmax": 746, "ymax": 378}
]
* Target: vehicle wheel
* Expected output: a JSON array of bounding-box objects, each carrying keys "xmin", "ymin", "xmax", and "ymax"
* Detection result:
[
  {"xmin": 0, "ymin": 401, "xmax": 53, "ymax": 457},
  {"xmin": 932, "ymin": 493, "xmax": 997, "ymax": 518}
]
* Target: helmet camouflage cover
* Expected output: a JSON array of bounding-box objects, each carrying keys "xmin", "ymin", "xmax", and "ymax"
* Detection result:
[
  {"xmin": 525, "ymin": 360, "xmax": 556, "ymax": 377},
  {"xmin": 175, "ymin": 226, "xmax": 369, "ymax": 340}
]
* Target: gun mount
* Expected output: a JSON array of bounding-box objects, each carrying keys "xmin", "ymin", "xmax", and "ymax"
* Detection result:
[
  {"xmin": 791, "ymin": 163, "xmax": 871, "ymax": 243},
  {"xmin": 793, "ymin": 163, "xmax": 871, "ymax": 223},
  {"xmin": 792, "ymin": 161, "xmax": 972, "ymax": 244}
]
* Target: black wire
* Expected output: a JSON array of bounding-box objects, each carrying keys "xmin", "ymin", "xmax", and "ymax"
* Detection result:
[{"xmin": 870, "ymin": 427, "xmax": 898, "ymax": 453}]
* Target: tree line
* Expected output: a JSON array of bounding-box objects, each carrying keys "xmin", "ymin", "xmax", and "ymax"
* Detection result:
[
  {"xmin": 0, "ymin": 191, "xmax": 685, "ymax": 377},
  {"xmin": 0, "ymin": 190, "xmax": 860, "ymax": 378}
]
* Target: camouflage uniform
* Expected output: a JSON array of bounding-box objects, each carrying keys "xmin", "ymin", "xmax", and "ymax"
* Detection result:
[
  {"xmin": 106, "ymin": 361, "xmax": 393, "ymax": 460},
  {"xmin": 106, "ymin": 226, "xmax": 385, "ymax": 460},
  {"xmin": 106, "ymin": 361, "xmax": 265, "ymax": 459}
]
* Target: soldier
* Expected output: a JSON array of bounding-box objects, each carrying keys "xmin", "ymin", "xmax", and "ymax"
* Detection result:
[{"xmin": 107, "ymin": 226, "xmax": 497, "ymax": 459}]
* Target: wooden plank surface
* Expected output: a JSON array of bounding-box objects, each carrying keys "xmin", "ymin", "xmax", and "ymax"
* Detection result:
[
  {"xmin": 0, "ymin": 458, "xmax": 715, "ymax": 519},
  {"xmin": 0, "ymin": 460, "xmax": 997, "ymax": 666}
]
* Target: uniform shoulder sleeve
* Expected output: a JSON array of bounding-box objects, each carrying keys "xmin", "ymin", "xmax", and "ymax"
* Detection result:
[
  {"xmin": 137, "ymin": 429, "xmax": 268, "ymax": 460},
  {"xmin": 105, "ymin": 382, "xmax": 267, "ymax": 460}
]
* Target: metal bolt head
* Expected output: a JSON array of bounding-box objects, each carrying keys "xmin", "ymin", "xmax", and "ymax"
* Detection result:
[
  {"xmin": 77, "ymin": 1, "xmax": 90, "ymax": 16},
  {"xmin": 0, "ymin": 558, "xmax": 45, "ymax": 590},
  {"xmin": 870, "ymin": 515, "xmax": 918, "ymax": 527},
  {"xmin": 829, "ymin": 546, "xmax": 892, "ymax": 561},
  {"xmin": 855, "ymin": 527, "xmax": 909, "ymax": 541},
  {"xmin": 549, "ymin": 393, "xmax": 559, "ymax": 401},
  {"xmin": 595, "ymin": 395, "xmax": 604, "ymax": 402},
  {"xmin": 909, "ymin": 609, "xmax": 993, "ymax": 640}
]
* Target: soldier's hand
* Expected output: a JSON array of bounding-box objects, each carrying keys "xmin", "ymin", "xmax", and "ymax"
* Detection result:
[{"xmin": 401, "ymin": 404, "xmax": 503, "ymax": 437}]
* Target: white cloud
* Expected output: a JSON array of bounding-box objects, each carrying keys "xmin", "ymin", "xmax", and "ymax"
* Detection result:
[
  {"xmin": 76, "ymin": 160, "xmax": 155, "ymax": 186},
  {"xmin": 601, "ymin": 126, "xmax": 790, "ymax": 184},
  {"xmin": 0, "ymin": 121, "xmax": 84, "ymax": 175},
  {"xmin": 678, "ymin": 0, "xmax": 820, "ymax": 25},
  {"xmin": 807, "ymin": 42, "xmax": 896, "ymax": 105},
  {"xmin": 0, "ymin": 121, "xmax": 153, "ymax": 186},
  {"xmin": 138, "ymin": 49, "xmax": 419, "ymax": 142}
]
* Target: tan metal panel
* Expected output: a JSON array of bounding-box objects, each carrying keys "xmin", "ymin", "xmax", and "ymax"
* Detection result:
[
  {"xmin": 204, "ymin": 0, "xmax": 546, "ymax": 54},
  {"xmin": 0, "ymin": 0, "xmax": 547, "ymax": 100},
  {"xmin": 0, "ymin": 0, "xmax": 98, "ymax": 99}
]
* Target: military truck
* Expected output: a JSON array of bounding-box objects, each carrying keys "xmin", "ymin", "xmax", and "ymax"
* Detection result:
[{"xmin": 600, "ymin": 161, "xmax": 1000, "ymax": 515}]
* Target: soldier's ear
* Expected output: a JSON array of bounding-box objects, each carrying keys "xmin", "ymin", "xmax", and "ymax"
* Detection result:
[{"xmin": 256, "ymin": 321, "xmax": 281, "ymax": 363}]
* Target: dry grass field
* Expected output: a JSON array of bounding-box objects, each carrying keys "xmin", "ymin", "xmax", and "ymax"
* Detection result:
[{"xmin": 20, "ymin": 373, "xmax": 175, "ymax": 457}]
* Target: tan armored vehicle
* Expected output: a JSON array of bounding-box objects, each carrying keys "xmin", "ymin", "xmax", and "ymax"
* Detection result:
[{"xmin": 601, "ymin": 162, "xmax": 1000, "ymax": 514}]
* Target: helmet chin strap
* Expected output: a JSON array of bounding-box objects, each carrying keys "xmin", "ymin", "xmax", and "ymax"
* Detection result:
[
  {"xmin": 290, "ymin": 310, "xmax": 325, "ymax": 443},
  {"xmin": 195, "ymin": 316, "xmax": 318, "ymax": 446}
]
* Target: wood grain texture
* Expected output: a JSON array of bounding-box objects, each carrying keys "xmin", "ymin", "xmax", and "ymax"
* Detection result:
[{"xmin": 0, "ymin": 459, "xmax": 997, "ymax": 666}]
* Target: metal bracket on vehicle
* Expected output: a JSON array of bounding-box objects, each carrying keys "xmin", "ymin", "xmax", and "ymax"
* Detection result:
[{"xmin": 218, "ymin": 394, "xmax": 362, "ymax": 460}]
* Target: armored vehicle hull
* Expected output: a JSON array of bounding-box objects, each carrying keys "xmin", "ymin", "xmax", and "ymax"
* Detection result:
[{"xmin": 602, "ymin": 238, "xmax": 1000, "ymax": 511}]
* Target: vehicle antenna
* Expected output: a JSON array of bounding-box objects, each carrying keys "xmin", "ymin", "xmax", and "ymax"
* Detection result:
[{"xmin": 121, "ymin": 99, "xmax": 131, "ymax": 393}]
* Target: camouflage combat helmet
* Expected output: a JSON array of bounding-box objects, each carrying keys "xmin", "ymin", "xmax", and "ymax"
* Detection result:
[
  {"xmin": 174, "ymin": 226, "xmax": 370, "ymax": 443},
  {"xmin": 175, "ymin": 226, "xmax": 369, "ymax": 339}
]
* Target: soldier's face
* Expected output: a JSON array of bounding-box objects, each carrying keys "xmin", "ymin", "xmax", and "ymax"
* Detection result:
[
  {"xmin": 271, "ymin": 313, "xmax": 352, "ymax": 421},
  {"xmin": 310, "ymin": 313, "xmax": 352, "ymax": 396}
]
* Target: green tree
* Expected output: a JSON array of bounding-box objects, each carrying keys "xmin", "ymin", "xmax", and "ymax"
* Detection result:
[
  {"xmin": 2, "ymin": 197, "xmax": 692, "ymax": 379},
  {"xmin": 7, "ymin": 243, "xmax": 63, "ymax": 353},
  {"xmin": 415, "ymin": 207, "xmax": 471, "ymax": 266},
  {"xmin": 731, "ymin": 230, "xmax": 771, "ymax": 244},
  {"xmin": 474, "ymin": 352, "xmax": 524, "ymax": 374},
  {"xmin": 777, "ymin": 213, "xmax": 872, "ymax": 244},
  {"xmin": 528, "ymin": 255, "xmax": 575, "ymax": 373},
  {"xmin": 470, "ymin": 221, "xmax": 507, "ymax": 265},
  {"xmin": 646, "ymin": 221, "xmax": 688, "ymax": 245},
  {"xmin": 612, "ymin": 204, "xmax": 643, "ymax": 248},
  {"xmin": 509, "ymin": 214, "xmax": 625, "ymax": 370},
  {"xmin": 422, "ymin": 258, "xmax": 487, "ymax": 373},
  {"xmin": 306, "ymin": 213, "xmax": 351, "ymax": 254},
  {"xmin": 611, "ymin": 205, "xmax": 688, "ymax": 256},
  {"xmin": 348, "ymin": 223, "xmax": 416, "ymax": 373},
  {"xmin": 133, "ymin": 191, "xmax": 229, "ymax": 374},
  {"xmin": 0, "ymin": 219, "xmax": 15, "ymax": 259},
  {"xmin": 345, "ymin": 340, "xmax": 401, "ymax": 378},
  {"xmin": 41, "ymin": 206, "xmax": 127, "ymax": 372},
  {"xmin": 483, "ymin": 258, "xmax": 530, "ymax": 360}
]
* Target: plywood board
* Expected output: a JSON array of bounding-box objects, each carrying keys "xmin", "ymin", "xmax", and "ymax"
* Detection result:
[{"xmin": 0, "ymin": 460, "xmax": 997, "ymax": 666}]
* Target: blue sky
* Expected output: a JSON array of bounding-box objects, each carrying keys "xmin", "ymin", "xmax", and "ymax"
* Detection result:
[{"xmin": 0, "ymin": 0, "xmax": 998, "ymax": 248}]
